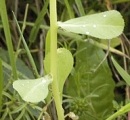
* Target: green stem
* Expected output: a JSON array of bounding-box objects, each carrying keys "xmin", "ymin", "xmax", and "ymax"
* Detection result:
[
  {"xmin": 75, "ymin": 0, "xmax": 85, "ymax": 16},
  {"xmin": 0, "ymin": 59, "xmax": 3, "ymax": 111},
  {"xmin": 50, "ymin": 0, "xmax": 64, "ymax": 120},
  {"xmin": 0, "ymin": 0, "xmax": 18, "ymax": 80},
  {"xmin": 17, "ymin": 4, "xmax": 29, "ymax": 51},
  {"xmin": 13, "ymin": 12, "xmax": 40, "ymax": 78},
  {"xmin": 64, "ymin": 0, "xmax": 74, "ymax": 19},
  {"xmin": 106, "ymin": 103, "xmax": 130, "ymax": 120}
]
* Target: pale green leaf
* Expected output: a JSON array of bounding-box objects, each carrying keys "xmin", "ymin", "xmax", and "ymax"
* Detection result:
[
  {"xmin": 58, "ymin": 10, "xmax": 124, "ymax": 39},
  {"xmin": 100, "ymin": 37, "xmax": 121, "ymax": 48},
  {"xmin": 111, "ymin": 57, "xmax": 130, "ymax": 85},
  {"xmin": 44, "ymin": 48, "xmax": 73, "ymax": 98},
  {"xmin": 13, "ymin": 74, "xmax": 53, "ymax": 103}
]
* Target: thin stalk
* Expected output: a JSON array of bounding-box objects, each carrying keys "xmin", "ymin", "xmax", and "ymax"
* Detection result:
[
  {"xmin": 13, "ymin": 12, "xmax": 40, "ymax": 78},
  {"xmin": 88, "ymin": 39, "xmax": 130, "ymax": 60},
  {"xmin": 75, "ymin": 0, "xmax": 85, "ymax": 16},
  {"xmin": 0, "ymin": 59, "xmax": 3, "ymax": 111},
  {"xmin": 17, "ymin": 4, "xmax": 29, "ymax": 51},
  {"xmin": 0, "ymin": 0, "xmax": 18, "ymax": 80},
  {"xmin": 93, "ymin": 39, "xmax": 111, "ymax": 72},
  {"xmin": 64, "ymin": 0, "xmax": 74, "ymax": 19},
  {"xmin": 50, "ymin": 0, "xmax": 64, "ymax": 120}
]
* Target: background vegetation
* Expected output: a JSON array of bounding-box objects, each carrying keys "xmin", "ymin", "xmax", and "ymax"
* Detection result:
[{"xmin": 0, "ymin": 0, "xmax": 130, "ymax": 120}]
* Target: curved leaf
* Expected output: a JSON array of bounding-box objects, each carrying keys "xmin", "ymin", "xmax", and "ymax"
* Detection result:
[
  {"xmin": 13, "ymin": 74, "xmax": 52, "ymax": 103},
  {"xmin": 58, "ymin": 10, "xmax": 124, "ymax": 39},
  {"xmin": 44, "ymin": 48, "xmax": 73, "ymax": 98}
]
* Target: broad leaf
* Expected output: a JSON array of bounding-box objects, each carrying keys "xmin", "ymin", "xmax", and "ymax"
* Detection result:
[
  {"xmin": 67, "ymin": 41, "xmax": 115, "ymax": 119},
  {"xmin": 0, "ymin": 49, "xmax": 35, "ymax": 95},
  {"xmin": 13, "ymin": 74, "xmax": 52, "ymax": 103},
  {"xmin": 58, "ymin": 10, "xmax": 124, "ymax": 39},
  {"xmin": 44, "ymin": 48, "xmax": 73, "ymax": 98},
  {"xmin": 111, "ymin": 57, "xmax": 130, "ymax": 85}
]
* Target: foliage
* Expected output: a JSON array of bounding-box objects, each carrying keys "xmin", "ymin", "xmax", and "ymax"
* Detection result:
[
  {"xmin": 13, "ymin": 74, "xmax": 52, "ymax": 103},
  {"xmin": 58, "ymin": 10, "xmax": 124, "ymax": 39},
  {"xmin": 67, "ymin": 41, "xmax": 115, "ymax": 120},
  {"xmin": 0, "ymin": 0, "xmax": 130, "ymax": 120},
  {"xmin": 44, "ymin": 48, "xmax": 73, "ymax": 99},
  {"xmin": 112, "ymin": 57, "xmax": 130, "ymax": 86}
]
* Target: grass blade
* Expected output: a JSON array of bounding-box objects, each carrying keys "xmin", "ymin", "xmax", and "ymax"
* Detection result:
[
  {"xmin": 12, "ymin": 12, "xmax": 40, "ymax": 78},
  {"xmin": 0, "ymin": 0, "xmax": 18, "ymax": 80},
  {"xmin": 29, "ymin": 0, "xmax": 49, "ymax": 45},
  {"xmin": 0, "ymin": 59, "xmax": 3, "ymax": 111},
  {"xmin": 111, "ymin": 57, "xmax": 130, "ymax": 85},
  {"xmin": 75, "ymin": 0, "xmax": 85, "ymax": 16}
]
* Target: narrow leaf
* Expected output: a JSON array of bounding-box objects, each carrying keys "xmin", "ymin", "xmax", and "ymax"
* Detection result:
[
  {"xmin": 111, "ymin": 57, "xmax": 130, "ymax": 85},
  {"xmin": 13, "ymin": 74, "xmax": 53, "ymax": 103},
  {"xmin": 0, "ymin": 0, "xmax": 18, "ymax": 79},
  {"xmin": 29, "ymin": 0, "xmax": 49, "ymax": 44},
  {"xmin": 58, "ymin": 10, "xmax": 124, "ymax": 39},
  {"xmin": 0, "ymin": 59, "xmax": 3, "ymax": 111},
  {"xmin": 106, "ymin": 103, "xmax": 130, "ymax": 120},
  {"xmin": 13, "ymin": 12, "xmax": 39, "ymax": 78}
]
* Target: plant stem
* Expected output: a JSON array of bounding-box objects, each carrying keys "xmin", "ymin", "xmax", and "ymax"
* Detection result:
[
  {"xmin": 0, "ymin": 59, "xmax": 3, "ymax": 111},
  {"xmin": 13, "ymin": 12, "xmax": 40, "ymax": 78},
  {"xmin": 75, "ymin": 0, "xmax": 85, "ymax": 16},
  {"xmin": 0, "ymin": 0, "xmax": 18, "ymax": 80},
  {"xmin": 50, "ymin": 0, "xmax": 64, "ymax": 120}
]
